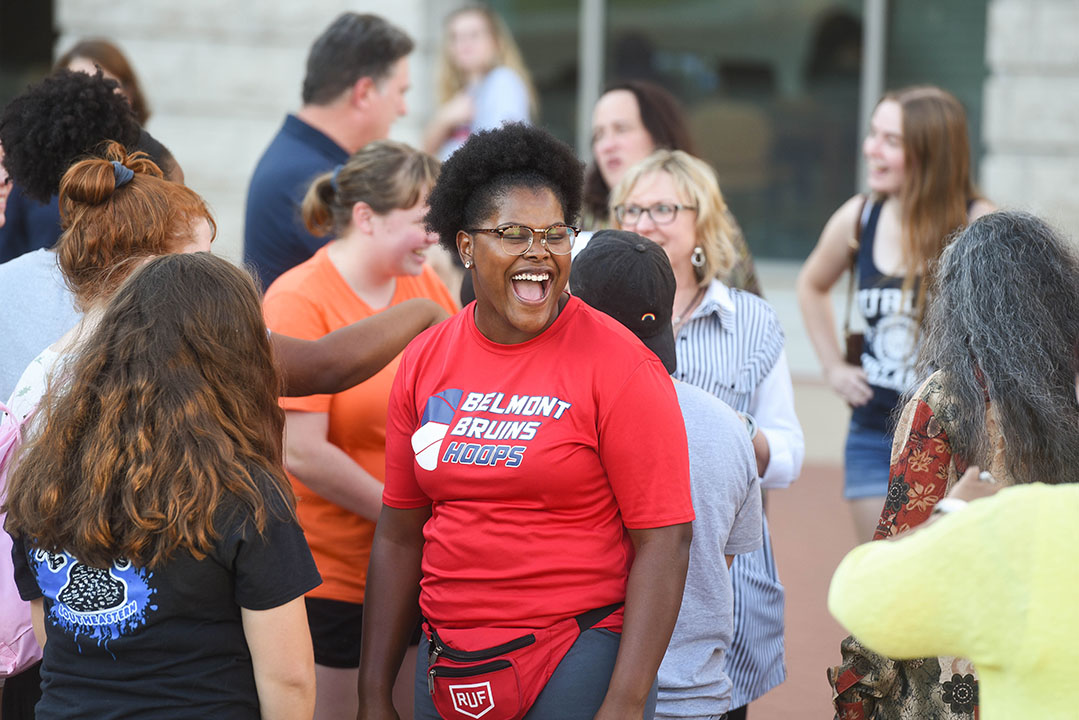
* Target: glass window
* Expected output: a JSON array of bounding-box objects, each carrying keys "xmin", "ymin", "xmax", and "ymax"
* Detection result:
[
  {"xmin": 884, "ymin": 0, "xmax": 989, "ymax": 173},
  {"xmin": 500, "ymin": 0, "xmax": 864, "ymax": 259},
  {"xmin": 489, "ymin": 0, "xmax": 581, "ymax": 147},
  {"xmin": 602, "ymin": 0, "xmax": 864, "ymax": 259}
]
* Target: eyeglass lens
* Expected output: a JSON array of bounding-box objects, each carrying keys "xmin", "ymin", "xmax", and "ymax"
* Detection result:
[
  {"xmin": 501, "ymin": 225, "xmax": 576, "ymax": 255},
  {"xmin": 619, "ymin": 204, "xmax": 680, "ymax": 224}
]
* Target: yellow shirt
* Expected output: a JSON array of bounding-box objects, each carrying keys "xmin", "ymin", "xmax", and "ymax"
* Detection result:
[{"xmin": 829, "ymin": 483, "xmax": 1079, "ymax": 720}]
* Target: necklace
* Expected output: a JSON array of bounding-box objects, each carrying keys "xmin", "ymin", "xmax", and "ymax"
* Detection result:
[{"xmin": 673, "ymin": 287, "xmax": 706, "ymax": 335}]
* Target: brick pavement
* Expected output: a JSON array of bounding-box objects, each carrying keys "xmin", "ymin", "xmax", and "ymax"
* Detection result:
[{"xmin": 751, "ymin": 463, "xmax": 857, "ymax": 720}]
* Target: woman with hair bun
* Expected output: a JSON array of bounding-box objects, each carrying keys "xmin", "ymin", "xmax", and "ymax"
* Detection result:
[
  {"xmin": 4, "ymin": 252, "xmax": 320, "ymax": 719},
  {"xmin": 6, "ymin": 141, "xmax": 214, "ymax": 423},
  {"xmin": 1, "ymin": 138, "xmax": 448, "ymax": 718},
  {"xmin": 263, "ymin": 140, "xmax": 456, "ymax": 720},
  {"xmin": 424, "ymin": 4, "xmax": 536, "ymax": 160},
  {"xmin": 797, "ymin": 85, "xmax": 995, "ymax": 542}
]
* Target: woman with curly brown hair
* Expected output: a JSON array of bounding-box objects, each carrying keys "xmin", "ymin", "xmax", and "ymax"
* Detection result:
[{"xmin": 4, "ymin": 252, "xmax": 321, "ymax": 719}]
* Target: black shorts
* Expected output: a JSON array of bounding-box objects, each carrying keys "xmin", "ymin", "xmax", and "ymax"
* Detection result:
[{"xmin": 304, "ymin": 597, "xmax": 422, "ymax": 669}]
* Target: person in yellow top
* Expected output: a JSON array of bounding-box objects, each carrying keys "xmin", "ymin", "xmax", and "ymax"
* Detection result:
[{"xmin": 829, "ymin": 464, "xmax": 1079, "ymax": 719}]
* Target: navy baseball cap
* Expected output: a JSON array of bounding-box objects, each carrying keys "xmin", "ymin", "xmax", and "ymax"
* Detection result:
[{"xmin": 572, "ymin": 229, "xmax": 677, "ymax": 374}]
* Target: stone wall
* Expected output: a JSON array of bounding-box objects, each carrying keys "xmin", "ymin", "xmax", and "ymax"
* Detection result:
[
  {"xmin": 55, "ymin": 0, "xmax": 446, "ymax": 261},
  {"xmin": 983, "ymin": 0, "xmax": 1079, "ymax": 238}
]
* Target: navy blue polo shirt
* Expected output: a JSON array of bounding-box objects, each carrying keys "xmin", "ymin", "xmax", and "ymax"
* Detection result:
[
  {"xmin": 243, "ymin": 114, "xmax": 349, "ymax": 290},
  {"xmin": 0, "ymin": 185, "xmax": 63, "ymax": 262}
]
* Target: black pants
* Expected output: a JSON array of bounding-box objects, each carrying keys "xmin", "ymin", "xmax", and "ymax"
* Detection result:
[
  {"xmin": 727, "ymin": 705, "xmax": 747, "ymax": 720},
  {"xmin": 2, "ymin": 661, "xmax": 42, "ymax": 720}
]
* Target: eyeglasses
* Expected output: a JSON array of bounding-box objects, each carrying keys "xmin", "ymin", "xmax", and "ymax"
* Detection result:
[
  {"xmin": 467, "ymin": 223, "xmax": 578, "ymax": 256},
  {"xmin": 613, "ymin": 203, "xmax": 697, "ymax": 226}
]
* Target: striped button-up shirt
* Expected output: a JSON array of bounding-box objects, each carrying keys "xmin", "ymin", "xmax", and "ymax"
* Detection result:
[{"xmin": 673, "ymin": 280, "xmax": 805, "ymax": 707}]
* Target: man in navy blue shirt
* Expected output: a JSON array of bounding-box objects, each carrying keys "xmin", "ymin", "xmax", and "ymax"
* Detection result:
[{"xmin": 243, "ymin": 13, "xmax": 414, "ymax": 289}]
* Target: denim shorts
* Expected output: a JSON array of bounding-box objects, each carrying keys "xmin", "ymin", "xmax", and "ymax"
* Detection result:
[{"xmin": 843, "ymin": 420, "xmax": 893, "ymax": 500}]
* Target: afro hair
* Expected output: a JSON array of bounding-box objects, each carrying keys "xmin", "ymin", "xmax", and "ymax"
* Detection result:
[
  {"xmin": 0, "ymin": 69, "xmax": 141, "ymax": 203},
  {"xmin": 425, "ymin": 122, "xmax": 583, "ymax": 252}
]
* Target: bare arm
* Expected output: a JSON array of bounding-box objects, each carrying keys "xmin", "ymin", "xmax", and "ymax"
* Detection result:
[
  {"xmin": 968, "ymin": 198, "xmax": 996, "ymax": 222},
  {"xmin": 283, "ymin": 411, "xmax": 385, "ymax": 521},
  {"xmin": 357, "ymin": 505, "xmax": 431, "ymax": 720},
  {"xmin": 796, "ymin": 195, "xmax": 873, "ymax": 406},
  {"xmin": 274, "ymin": 299, "xmax": 449, "ymax": 398},
  {"xmin": 422, "ymin": 92, "xmax": 474, "ymax": 154},
  {"xmin": 242, "ymin": 597, "xmax": 316, "ymax": 720},
  {"xmin": 593, "ymin": 523, "xmax": 693, "ymax": 720},
  {"xmin": 31, "ymin": 597, "xmax": 45, "ymax": 648}
]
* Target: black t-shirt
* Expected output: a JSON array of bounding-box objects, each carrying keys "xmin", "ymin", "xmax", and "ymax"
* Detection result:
[{"xmin": 11, "ymin": 477, "xmax": 321, "ymax": 720}]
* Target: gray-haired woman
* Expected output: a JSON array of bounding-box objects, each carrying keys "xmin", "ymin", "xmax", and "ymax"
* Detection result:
[{"xmin": 831, "ymin": 210, "xmax": 1079, "ymax": 719}]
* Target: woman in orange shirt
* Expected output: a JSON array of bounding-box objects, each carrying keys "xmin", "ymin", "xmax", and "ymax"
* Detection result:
[{"xmin": 263, "ymin": 141, "xmax": 457, "ymax": 720}]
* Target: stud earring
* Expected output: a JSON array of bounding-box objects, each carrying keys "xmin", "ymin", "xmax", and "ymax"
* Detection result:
[{"xmin": 463, "ymin": 259, "xmax": 472, "ymax": 269}]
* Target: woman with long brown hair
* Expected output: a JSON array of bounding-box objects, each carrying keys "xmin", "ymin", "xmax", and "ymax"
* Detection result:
[
  {"xmin": 4, "ymin": 252, "xmax": 320, "ymax": 719},
  {"xmin": 796, "ymin": 85, "xmax": 995, "ymax": 542}
]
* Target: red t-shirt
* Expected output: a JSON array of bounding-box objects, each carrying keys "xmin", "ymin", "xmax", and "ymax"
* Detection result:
[{"xmin": 384, "ymin": 295, "xmax": 694, "ymax": 631}]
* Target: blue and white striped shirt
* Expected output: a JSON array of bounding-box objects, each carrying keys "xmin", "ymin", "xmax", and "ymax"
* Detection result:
[{"xmin": 673, "ymin": 280, "xmax": 804, "ymax": 707}]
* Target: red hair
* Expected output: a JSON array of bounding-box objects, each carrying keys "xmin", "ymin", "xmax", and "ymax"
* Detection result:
[{"xmin": 56, "ymin": 141, "xmax": 215, "ymax": 310}]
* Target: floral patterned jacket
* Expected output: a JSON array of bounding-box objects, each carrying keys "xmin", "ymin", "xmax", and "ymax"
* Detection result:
[{"xmin": 828, "ymin": 372, "xmax": 1007, "ymax": 720}]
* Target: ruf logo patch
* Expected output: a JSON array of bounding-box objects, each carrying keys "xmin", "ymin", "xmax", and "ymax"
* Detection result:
[{"xmin": 450, "ymin": 681, "xmax": 495, "ymax": 718}]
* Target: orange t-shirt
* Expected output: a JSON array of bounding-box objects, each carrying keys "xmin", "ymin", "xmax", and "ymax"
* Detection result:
[{"xmin": 263, "ymin": 245, "xmax": 457, "ymax": 603}]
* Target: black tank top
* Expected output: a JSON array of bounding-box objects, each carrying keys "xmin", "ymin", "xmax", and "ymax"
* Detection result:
[{"xmin": 850, "ymin": 200, "xmax": 920, "ymax": 432}]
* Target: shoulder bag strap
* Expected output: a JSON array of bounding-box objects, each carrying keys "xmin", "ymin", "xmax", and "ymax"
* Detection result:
[{"xmin": 842, "ymin": 195, "xmax": 870, "ymax": 339}]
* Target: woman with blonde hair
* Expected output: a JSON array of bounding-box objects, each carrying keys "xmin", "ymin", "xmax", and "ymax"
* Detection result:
[
  {"xmin": 796, "ymin": 85, "xmax": 995, "ymax": 542},
  {"xmin": 423, "ymin": 4, "xmax": 536, "ymax": 160},
  {"xmin": 263, "ymin": 140, "xmax": 456, "ymax": 720},
  {"xmin": 610, "ymin": 148, "xmax": 803, "ymax": 720},
  {"xmin": 5, "ymin": 252, "xmax": 320, "ymax": 719}
]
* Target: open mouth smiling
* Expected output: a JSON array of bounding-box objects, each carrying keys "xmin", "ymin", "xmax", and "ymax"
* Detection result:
[{"xmin": 510, "ymin": 270, "xmax": 551, "ymax": 304}]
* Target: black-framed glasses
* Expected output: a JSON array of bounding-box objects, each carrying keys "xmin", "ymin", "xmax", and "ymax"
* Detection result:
[
  {"xmin": 467, "ymin": 223, "xmax": 578, "ymax": 256},
  {"xmin": 613, "ymin": 203, "xmax": 697, "ymax": 226}
]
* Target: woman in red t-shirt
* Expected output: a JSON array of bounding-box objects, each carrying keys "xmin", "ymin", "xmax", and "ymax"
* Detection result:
[{"xmin": 358, "ymin": 123, "xmax": 695, "ymax": 720}]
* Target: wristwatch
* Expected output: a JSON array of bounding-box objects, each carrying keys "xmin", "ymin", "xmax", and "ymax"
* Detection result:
[
  {"xmin": 739, "ymin": 412, "xmax": 759, "ymax": 440},
  {"xmin": 930, "ymin": 497, "xmax": 968, "ymax": 517}
]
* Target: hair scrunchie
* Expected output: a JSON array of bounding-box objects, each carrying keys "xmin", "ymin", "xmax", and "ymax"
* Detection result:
[
  {"xmin": 330, "ymin": 164, "xmax": 345, "ymax": 195},
  {"xmin": 111, "ymin": 160, "xmax": 135, "ymax": 188}
]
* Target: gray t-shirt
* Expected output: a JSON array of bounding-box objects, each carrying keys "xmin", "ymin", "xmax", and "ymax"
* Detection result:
[
  {"xmin": 656, "ymin": 382, "xmax": 763, "ymax": 719},
  {"xmin": 0, "ymin": 249, "xmax": 79, "ymax": 401}
]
